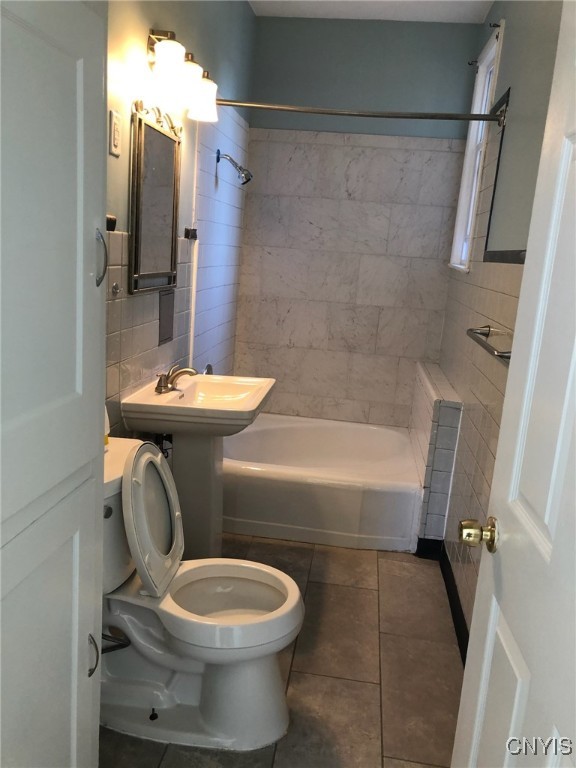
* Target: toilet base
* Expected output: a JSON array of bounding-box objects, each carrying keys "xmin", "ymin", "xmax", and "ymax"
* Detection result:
[
  {"xmin": 102, "ymin": 701, "xmax": 242, "ymax": 749},
  {"xmin": 101, "ymin": 654, "xmax": 289, "ymax": 751},
  {"xmin": 200, "ymin": 654, "xmax": 289, "ymax": 750}
]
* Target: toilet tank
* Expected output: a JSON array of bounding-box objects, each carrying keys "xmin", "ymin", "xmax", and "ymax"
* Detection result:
[{"xmin": 103, "ymin": 437, "xmax": 142, "ymax": 594}]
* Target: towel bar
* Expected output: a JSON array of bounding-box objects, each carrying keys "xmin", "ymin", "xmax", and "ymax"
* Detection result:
[{"xmin": 466, "ymin": 326, "xmax": 511, "ymax": 365}]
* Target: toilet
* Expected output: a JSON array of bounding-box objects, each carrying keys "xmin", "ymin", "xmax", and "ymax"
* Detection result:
[{"xmin": 101, "ymin": 437, "xmax": 304, "ymax": 751}]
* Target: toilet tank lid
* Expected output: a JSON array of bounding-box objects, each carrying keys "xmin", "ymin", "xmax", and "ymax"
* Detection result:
[{"xmin": 104, "ymin": 437, "xmax": 143, "ymax": 499}]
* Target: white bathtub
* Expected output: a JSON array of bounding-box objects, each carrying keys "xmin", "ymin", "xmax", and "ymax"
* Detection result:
[{"xmin": 223, "ymin": 414, "xmax": 422, "ymax": 551}]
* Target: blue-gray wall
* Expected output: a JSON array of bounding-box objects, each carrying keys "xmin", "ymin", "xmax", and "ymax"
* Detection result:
[
  {"xmin": 250, "ymin": 18, "xmax": 483, "ymax": 138},
  {"xmin": 481, "ymin": 1, "xmax": 562, "ymax": 251},
  {"xmin": 107, "ymin": 0, "xmax": 255, "ymax": 229}
]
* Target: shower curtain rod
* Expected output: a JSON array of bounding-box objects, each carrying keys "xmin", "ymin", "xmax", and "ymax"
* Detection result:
[{"xmin": 216, "ymin": 98, "xmax": 502, "ymax": 124}]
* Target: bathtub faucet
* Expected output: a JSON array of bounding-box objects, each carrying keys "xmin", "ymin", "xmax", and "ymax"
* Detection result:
[{"xmin": 155, "ymin": 364, "xmax": 199, "ymax": 393}]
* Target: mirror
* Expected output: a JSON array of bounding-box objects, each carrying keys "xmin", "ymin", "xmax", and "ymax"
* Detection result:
[
  {"xmin": 482, "ymin": 89, "xmax": 526, "ymax": 264},
  {"xmin": 129, "ymin": 111, "xmax": 181, "ymax": 292}
]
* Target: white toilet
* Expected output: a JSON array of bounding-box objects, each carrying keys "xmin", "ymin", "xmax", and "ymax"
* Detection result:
[{"xmin": 101, "ymin": 437, "xmax": 304, "ymax": 751}]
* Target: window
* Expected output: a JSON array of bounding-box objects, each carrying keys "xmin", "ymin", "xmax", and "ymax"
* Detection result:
[{"xmin": 450, "ymin": 25, "xmax": 504, "ymax": 271}]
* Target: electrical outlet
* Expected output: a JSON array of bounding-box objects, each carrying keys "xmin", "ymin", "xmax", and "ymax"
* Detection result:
[{"xmin": 109, "ymin": 110, "xmax": 121, "ymax": 157}]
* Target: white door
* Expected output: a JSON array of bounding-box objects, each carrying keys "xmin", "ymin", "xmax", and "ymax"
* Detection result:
[
  {"xmin": 452, "ymin": 4, "xmax": 575, "ymax": 766},
  {"xmin": 1, "ymin": 2, "xmax": 107, "ymax": 766}
]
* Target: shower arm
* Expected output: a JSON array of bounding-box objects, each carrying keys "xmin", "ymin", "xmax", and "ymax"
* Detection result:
[
  {"xmin": 216, "ymin": 150, "xmax": 242, "ymax": 174},
  {"xmin": 215, "ymin": 149, "xmax": 253, "ymax": 185}
]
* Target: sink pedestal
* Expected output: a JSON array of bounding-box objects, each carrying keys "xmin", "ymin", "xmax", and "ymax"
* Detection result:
[
  {"xmin": 172, "ymin": 433, "xmax": 223, "ymax": 558},
  {"xmin": 120, "ymin": 374, "xmax": 276, "ymax": 558}
]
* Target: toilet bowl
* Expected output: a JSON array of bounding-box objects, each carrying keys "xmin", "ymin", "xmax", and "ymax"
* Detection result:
[{"xmin": 101, "ymin": 437, "xmax": 304, "ymax": 751}]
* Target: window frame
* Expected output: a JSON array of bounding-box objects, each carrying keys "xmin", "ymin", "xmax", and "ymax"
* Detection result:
[{"xmin": 449, "ymin": 24, "xmax": 504, "ymax": 272}]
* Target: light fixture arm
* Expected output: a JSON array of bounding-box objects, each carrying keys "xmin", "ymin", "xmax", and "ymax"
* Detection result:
[{"xmin": 147, "ymin": 29, "xmax": 177, "ymax": 56}]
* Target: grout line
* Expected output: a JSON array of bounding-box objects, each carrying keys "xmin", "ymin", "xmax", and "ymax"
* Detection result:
[
  {"xmin": 282, "ymin": 542, "xmax": 315, "ymax": 698},
  {"xmin": 377, "ymin": 555, "xmax": 385, "ymax": 766},
  {"xmin": 156, "ymin": 742, "xmax": 169, "ymax": 768},
  {"xmin": 381, "ymin": 753, "xmax": 448, "ymax": 768},
  {"xmin": 289, "ymin": 668, "xmax": 380, "ymax": 687},
  {"xmin": 270, "ymin": 740, "xmax": 278, "ymax": 768},
  {"xmin": 378, "ymin": 628, "xmax": 460, "ymax": 648},
  {"xmin": 307, "ymin": 578, "xmax": 378, "ymax": 591},
  {"xmin": 302, "ymin": 542, "xmax": 315, "ymax": 601}
]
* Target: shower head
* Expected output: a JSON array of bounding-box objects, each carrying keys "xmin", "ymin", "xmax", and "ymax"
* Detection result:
[
  {"xmin": 238, "ymin": 167, "xmax": 253, "ymax": 185},
  {"xmin": 216, "ymin": 149, "xmax": 253, "ymax": 185}
]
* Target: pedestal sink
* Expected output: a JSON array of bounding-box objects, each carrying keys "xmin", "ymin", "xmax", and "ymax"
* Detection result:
[{"xmin": 121, "ymin": 374, "xmax": 275, "ymax": 558}]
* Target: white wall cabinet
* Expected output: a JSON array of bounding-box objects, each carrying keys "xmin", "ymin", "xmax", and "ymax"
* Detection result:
[{"xmin": 1, "ymin": 2, "xmax": 107, "ymax": 765}]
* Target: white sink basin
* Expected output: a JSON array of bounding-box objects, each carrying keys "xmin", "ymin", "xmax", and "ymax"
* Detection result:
[{"xmin": 121, "ymin": 374, "xmax": 275, "ymax": 436}]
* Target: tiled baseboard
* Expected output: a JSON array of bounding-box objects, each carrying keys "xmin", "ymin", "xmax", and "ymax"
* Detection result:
[
  {"xmin": 415, "ymin": 537, "xmax": 443, "ymax": 559},
  {"xmin": 440, "ymin": 544, "xmax": 469, "ymax": 665},
  {"xmin": 416, "ymin": 537, "xmax": 469, "ymax": 664}
]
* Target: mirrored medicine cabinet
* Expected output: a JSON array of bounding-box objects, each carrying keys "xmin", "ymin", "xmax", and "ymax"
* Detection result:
[
  {"xmin": 129, "ymin": 109, "xmax": 181, "ymax": 293},
  {"xmin": 482, "ymin": 89, "xmax": 526, "ymax": 264}
]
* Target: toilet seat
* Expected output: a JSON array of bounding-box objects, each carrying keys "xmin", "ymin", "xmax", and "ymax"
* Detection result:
[
  {"xmin": 122, "ymin": 442, "xmax": 184, "ymax": 597},
  {"xmin": 158, "ymin": 559, "xmax": 303, "ymax": 650},
  {"xmin": 118, "ymin": 441, "xmax": 304, "ymax": 655}
]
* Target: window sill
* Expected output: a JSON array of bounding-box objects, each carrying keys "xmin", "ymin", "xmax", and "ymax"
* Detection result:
[{"xmin": 448, "ymin": 262, "xmax": 470, "ymax": 273}]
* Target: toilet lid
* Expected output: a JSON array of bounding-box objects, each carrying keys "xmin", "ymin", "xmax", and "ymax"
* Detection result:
[{"xmin": 122, "ymin": 442, "xmax": 184, "ymax": 597}]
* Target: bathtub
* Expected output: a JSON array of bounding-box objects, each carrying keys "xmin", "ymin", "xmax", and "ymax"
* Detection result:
[{"xmin": 223, "ymin": 414, "xmax": 422, "ymax": 552}]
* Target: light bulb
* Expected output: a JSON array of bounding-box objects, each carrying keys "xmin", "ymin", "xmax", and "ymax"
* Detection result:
[
  {"xmin": 187, "ymin": 71, "xmax": 218, "ymax": 123},
  {"xmin": 153, "ymin": 39, "xmax": 185, "ymax": 74},
  {"xmin": 152, "ymin": 38, "xmax": 185, "ymax": 115}
]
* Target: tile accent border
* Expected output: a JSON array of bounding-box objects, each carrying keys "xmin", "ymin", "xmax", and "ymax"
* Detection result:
[
  {"xmin": 410, "ymin": 362, "xmax": 462, "ymax": 540},
  {"xmin": 440, "ymin": 545, "xmax": 469, "ymax": 665},
  {"xmin": 415, "ymin": 537, "xmax": 443, "ymax": 559}
]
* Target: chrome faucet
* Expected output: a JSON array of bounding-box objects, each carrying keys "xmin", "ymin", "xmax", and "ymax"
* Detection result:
[
  {"xmin": 155, "ymin": 364, "xmax": 199, "ymax": 393},
  {"xmin": 167, "ymin": 365, "xmax": 199, "ymax": 387}
]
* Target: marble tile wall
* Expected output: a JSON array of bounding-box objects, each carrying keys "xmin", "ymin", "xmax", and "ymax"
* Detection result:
[
  {"xmin": 105, "ymin": 232, "xmax": 192, "ymax": 435},
  {"xmin": 235, "ymin": 129, "xmax": 464, "ymax": 426},
  {"xmin": 440, "ymin": 121, "xmax": 524, "ymax": 628},
  {"xmin": 410, "ymin": 363, "xmax": 462, "ymax": 541},
  {"xmin": 192, "ymin": 108, "xmax": 250, "ymax": 375}
]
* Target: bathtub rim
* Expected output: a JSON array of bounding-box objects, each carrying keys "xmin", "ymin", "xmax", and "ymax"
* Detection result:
[{"xmin": 223, "ymin": 413, "xmax": 421, "ymax": 490}]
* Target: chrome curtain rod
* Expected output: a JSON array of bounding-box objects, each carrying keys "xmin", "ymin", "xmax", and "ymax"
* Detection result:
[{"xmin": 216, "ymin": 99, "xmax": 502, "ymax": 124}]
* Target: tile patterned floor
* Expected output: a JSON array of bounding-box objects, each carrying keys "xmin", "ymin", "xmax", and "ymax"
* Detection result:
[{"xmin": 99, "ymin": 536, "xmax": 463, "ymax": 768}]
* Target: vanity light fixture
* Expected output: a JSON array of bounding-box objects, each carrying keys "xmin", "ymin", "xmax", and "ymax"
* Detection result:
[
  {"xmin": 147, "ymin": 30, "xmax": 180, "ymax": 62},
  {"xmin": 153, "ymin": 38, "xmax": 186, "ymax": 74},
  {"xmin": 187, "ymin": 71, "xmax": 219, "ymax": 123},
  {"xmin": 147, "ymin": 30, "xmax": 185, "ymax": 115},
  {"xmin": 184, "ymin": 52, "xmax": 203, "ymax": 86},
  {"xmin": 146, "ymin": 29, "xmax": 218, "ymax": 123}
]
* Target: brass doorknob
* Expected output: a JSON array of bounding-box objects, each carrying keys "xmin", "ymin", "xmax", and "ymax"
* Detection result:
[{"xmin": 458, "ymin": 516, "xmax": 499, "ymax": 553}]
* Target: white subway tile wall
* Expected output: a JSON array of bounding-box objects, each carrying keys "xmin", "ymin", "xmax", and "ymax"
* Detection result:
[
  {"xmin": 235, "ymin": 129, "xmax": 464, "ymax": 426},
  {"xmin": 105, "ymin": 233, "xmax": 192, "ymax": 434},
  {"xmin": 440, "ymin": 118, "xmax": 523, "ymax": 628},
  {"xmin": 105, "ymin": 108, "xmax": 250, "ymax": 435},
  {"xmin": 409, "ymin": 363, "xmax": 462, "ymax": 541},
  {"xmin": 192, "ymin": 109, "xmax": 250, "ymax": 375}
]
